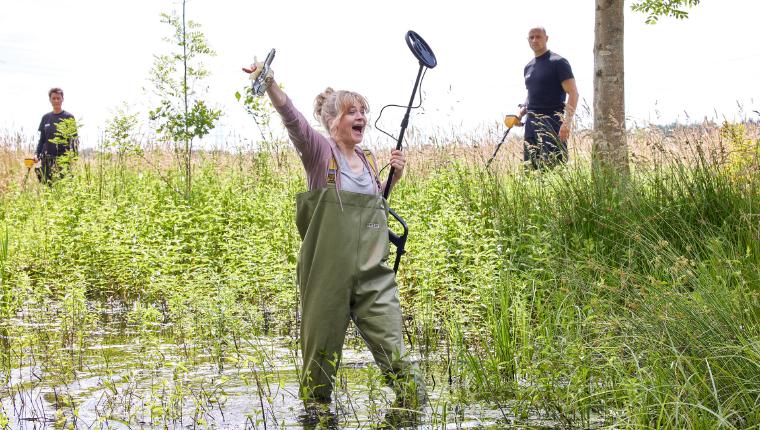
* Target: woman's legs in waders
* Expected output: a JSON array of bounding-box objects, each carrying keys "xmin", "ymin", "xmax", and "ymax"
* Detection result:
[
  {"xmin": 352, "ymin": 263, "xmax": 427, "ymax": 409},
  {"xmin": 298, "ymin": 266, "xmax": 426, "ymax": 408},
  {"xmin": 298, "ymin": 253, "xmax": 352, "ymax": 404}
]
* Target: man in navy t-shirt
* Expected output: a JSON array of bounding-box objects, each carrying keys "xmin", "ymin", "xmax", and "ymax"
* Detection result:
[
  {"xmin": 35, "ymin": 87, "xmax": 78, "ymax": 182},
  {"xmin": 517, "ymin": 27, "xmax": 579, "ymax": 169}
]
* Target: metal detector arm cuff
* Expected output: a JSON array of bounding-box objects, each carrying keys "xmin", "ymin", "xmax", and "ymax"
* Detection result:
[{"xmin": 387, "ymin": 207, "xmax": 408, "ymax": 273}]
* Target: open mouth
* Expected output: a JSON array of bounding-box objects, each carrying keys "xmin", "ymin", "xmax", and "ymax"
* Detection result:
[{"xmin": 352, "ymin": 125, "xmax": 365, "ymax": 135}]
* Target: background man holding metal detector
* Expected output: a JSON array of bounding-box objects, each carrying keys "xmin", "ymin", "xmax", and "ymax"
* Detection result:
[
  {"xmin": 517, "ymin": 26, "xmax": 579, "ymax": 169},
  {"xmin": 34, "ymin": 87, "xmax": 79, "ymax": 183},
  {"xmin": 242, "ymin": 31, "xmax": 435, "ymax": 417}
]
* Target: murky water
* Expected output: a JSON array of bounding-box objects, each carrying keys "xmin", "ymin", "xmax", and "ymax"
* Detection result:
[
  {"xmin": 0, "ymin": 305, "xmax": 526, "ymax": 429},
  {"xmin": 1, "ymin": 346, "xmax": 510, "ymax": 429}
]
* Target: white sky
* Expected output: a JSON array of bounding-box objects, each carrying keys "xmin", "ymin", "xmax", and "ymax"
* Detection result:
[{"xmin": 1, "ymin": 0, "xmax": 759, "ymax": 150}]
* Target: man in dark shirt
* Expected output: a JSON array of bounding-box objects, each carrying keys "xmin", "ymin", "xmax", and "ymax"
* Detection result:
[
  {"xmin": 517, "ymin": 27, "xmax": 579, "ymax": 169},
  {"xmin": 35, "ymin": 87, "xmax": 78, "ymax": 182}
]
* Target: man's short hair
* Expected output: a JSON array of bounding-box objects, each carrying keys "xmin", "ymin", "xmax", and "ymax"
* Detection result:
[
  {"xmin": 48, "ymin": 87, "xmax": 64, "ymax": 98},
  {"xmin": 528, "ymin": 26, "xmax": 547, "ymax": 36}
]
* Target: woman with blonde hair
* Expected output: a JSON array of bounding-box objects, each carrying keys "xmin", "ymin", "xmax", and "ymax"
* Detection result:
[{"xmin": 243, "ymin": 61, "xmax": 426, "ymax": 410}]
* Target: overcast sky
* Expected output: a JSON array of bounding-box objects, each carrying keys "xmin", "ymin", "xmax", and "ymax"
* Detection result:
[{"xmin": 1, "ymin": 0, "xmax": 759, "ymax": 150}]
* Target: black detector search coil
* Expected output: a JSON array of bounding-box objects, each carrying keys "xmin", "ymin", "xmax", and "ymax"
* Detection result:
[{"xmin": 406, "ymin": 30, "xmax": 437, "ymax": 69}]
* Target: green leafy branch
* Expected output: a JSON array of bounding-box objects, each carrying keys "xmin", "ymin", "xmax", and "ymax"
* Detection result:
[{"xmin": 632, "ymin": 0, "xmax": 701, "ymax": 24}]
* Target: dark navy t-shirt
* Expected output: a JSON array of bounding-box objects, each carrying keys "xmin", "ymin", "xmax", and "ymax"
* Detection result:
[
  {"xmin": 524, "ymin": 50, "xmax": 574, "ymax": 113},
  {"xmin": 36, "ymin": 110, "xmax": 76, "ymax": 157}
]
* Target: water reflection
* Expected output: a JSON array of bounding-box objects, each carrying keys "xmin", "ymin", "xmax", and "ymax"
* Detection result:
[
  {"xmin": 295, "ymin": 403, "xmax": 424, "ymax": 430},
  {"xmin": 0, "ymin": 306, "xmax": 511, "ymax": 429},
  {"xmin": 380, "ymin": 408, "xmax": 423, "ymax": 430},
  {"xmin": 298, "ymin": 403, "xmax": 339, "ymax": 429}
]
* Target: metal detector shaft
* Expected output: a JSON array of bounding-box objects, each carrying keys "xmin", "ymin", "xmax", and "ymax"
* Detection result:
[
  {"xmin": 383, "ymin": 63, "xmax": 424, "ymax": 199},
  {"xmin": 486, "ymin": 128, "xmax": 513, "ymax": 168},
  {"xmin": 383, "ymin": 63, "xmax": 424, "ymax": 273}
]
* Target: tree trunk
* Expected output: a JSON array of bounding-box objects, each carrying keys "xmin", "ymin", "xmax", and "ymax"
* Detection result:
[
  {"xmin": 593, "ymin": 0, "xmax": 629, "ymax": 175},
  {"xmin": 182, "ymin": 0, "xmax": 192, "ymax": 199}
]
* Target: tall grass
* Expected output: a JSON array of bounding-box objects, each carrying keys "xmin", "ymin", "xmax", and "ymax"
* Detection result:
[
  {"xmin": 443, "ymin": 124, "xmax": 759, "ymax": 428},
  {"xmin": 0, "ymin": 122, "xmax": 757, "ymax": 428}
]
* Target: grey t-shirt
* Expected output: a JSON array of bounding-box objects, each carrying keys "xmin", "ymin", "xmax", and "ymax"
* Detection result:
[{"xmin": 336, "ymin": 150, "xmax": 376, "ymax": 195}]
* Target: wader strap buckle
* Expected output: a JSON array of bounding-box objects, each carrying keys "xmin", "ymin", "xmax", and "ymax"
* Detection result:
[{"xmin": 327, "ymin": 156, "xmax": 337, "ymax": 185}]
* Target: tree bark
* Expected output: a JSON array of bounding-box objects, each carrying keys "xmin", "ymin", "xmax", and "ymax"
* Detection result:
[{"xmin": 594, "ymin": 0, "xmax": 629, "ymax": 175}]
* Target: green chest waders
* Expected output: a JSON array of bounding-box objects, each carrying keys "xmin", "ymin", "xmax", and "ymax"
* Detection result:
[{"xmin": 295, "ymin": 186, "xmax": 425, "ymax": 405}]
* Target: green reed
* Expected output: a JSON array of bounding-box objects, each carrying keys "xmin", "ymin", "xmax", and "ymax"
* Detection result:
[
  {"xmin": 442, "ymin": 135, "xmax": 759, "ymax": 428},
  {"xmin": 0, "ymin": 126, "xmax": 757, "ymax": 428}
]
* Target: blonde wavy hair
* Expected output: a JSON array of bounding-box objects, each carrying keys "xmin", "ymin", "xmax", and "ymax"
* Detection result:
[{"xmin": 313, "ymin": 88, "xmax": 369, "ymax": 137}]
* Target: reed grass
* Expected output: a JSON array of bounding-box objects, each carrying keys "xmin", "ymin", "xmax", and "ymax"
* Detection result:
[{"xmin": 0, "ymin": 121, "xmax": 757, "ymax": 428}]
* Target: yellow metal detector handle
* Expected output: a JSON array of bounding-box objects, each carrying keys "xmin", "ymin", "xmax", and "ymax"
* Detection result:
[
  {"xmin": 504, "ymin": 114, "xmax": 520, "ymax": 128},
  {"xmin": 22, "ymin": 158, "xmax": 36, "ymax": 186}
]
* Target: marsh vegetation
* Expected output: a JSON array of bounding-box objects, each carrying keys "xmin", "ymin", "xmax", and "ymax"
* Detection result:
[{"xmin": 0, "ymin": 121, "xmax": 758, "ymax": 429}]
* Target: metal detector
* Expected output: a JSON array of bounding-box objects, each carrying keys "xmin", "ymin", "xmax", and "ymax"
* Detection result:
[
  {"xmin": 485, "ymin": 114, "xmax": 520, "ymax": 168},
  {"xmin": 385, "ymin": 30, "xmax": 437, "ymax": 273},
  {"xmin": 251, "ymin": 49, "xmax": 276, "ymax": 96}
]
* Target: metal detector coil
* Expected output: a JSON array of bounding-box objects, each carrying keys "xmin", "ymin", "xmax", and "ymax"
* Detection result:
[
  {"xmin": 406, "ymin": 31, "xmax": 437, "ymax": 69},
  {"xmin": 251, "ymin": 49, "xmax": 276, "ymax": 96}
]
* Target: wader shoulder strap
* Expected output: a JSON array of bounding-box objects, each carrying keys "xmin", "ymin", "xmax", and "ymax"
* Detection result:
[
  {"xmin": 362, "ymin": 149, "xmax": 379, "ymax": 179},
  {"xmin": 363, "ymin": 149, "xmax": 383, "ymax": 193}
]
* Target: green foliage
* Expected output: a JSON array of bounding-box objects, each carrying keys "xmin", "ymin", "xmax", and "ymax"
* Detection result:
[
  {"xmin": 632, "ymin": 0, "xmax": 701, "ymax": 24},
  {"xmin": 49, "ymin": 117, "xmax": 79, "ymax": 151},
  {"xmin": 475, "ymin": 157, "xmax": 757, "ymax": 428},
  {"xmin": 235, "ymin": 88, "xmax": 275, "ymax": 131},
  {"xmin": 148, "ymin": 6, "xmax": 222, "ymax": 197},
  {"xmin": 393, "ymin": 147, "xmax": 757, "ymax": 428},
  {"xmin": 0, "ymin": 133, "xmax": 758, "ymax": 427},
  {"xmin": 721, "ymin": 121, "xmax": 760, "ymax": 181},
  {"xmin": 150, "ymin": 98, "xmax": 220, "ymax": 147},
  {"xmin": 235, "ymin": 87, "xmax": 292, "ymax": 166},
  {"xmin": 104, "ymin": 104, "xmax": 141, "ymax": 157}
]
